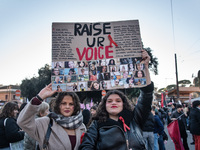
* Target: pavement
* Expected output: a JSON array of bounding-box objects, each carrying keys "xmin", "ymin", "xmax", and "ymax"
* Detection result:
[{"xmin": 164, "ymin": 125, "xmax": 195, "ymax": 150}]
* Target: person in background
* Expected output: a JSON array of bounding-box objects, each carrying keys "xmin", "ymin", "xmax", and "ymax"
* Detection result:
[
  {"xmin": 189, "ymin": 100, "xmax": 200, "ymax": 150},
  {"xmin": 17, "ymin": 85, "xmax": 86, "ymax": 150},
  {"xmin": 171, "ymin": 103, "xmax": 176, "ymax": 113},
  {"xmin": 151, "ymin": 105, "xmax": 165, "ymax": 150},
  {"xmin": 16, "ymin": 102, "xmax": 27, "ymax": 119},
  {"xmin": 171, "ymin": 104, "xmax": 189, "ymax": 150},
  {"xmin": 90, "ymin": 106, "xmax": 97, "ymax": 117},
  {"xmin": 82, "ymin": 109, "xmax": 91, "ymax": 128},
  {"xmin": 142, "ymin": 111, "xmax": 155, "ymax": 150},
  {"xmin": 24, "ymin": 102, "xmax": 50, "ymax": 150},
  {"xmin": 0, "ymin": 102, "xmax": 25, "ymax": 150},
  {"xmin": 79, "ymin": 50, "xmax": 153, "ymax": 150}
]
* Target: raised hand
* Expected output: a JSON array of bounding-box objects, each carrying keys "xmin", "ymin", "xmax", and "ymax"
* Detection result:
[
  {"xmin": 141, "ymin": 49, "xmax": 150, "ymax": 67},
  {"xmin": 37, "ymin": 83, "xmax": 57, "ymax": 100}
]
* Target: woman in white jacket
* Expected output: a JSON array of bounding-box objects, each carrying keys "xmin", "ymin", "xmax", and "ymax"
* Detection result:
[{"xmin": 17, "ymin": 86, "xmax": 86, "ymax": 150}]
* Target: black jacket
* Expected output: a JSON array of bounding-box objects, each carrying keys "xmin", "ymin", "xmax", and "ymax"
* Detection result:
[
  {"xmin": 142, "ymin": 112, "xmax": 154, "ymax": 132},
  {"xmin": 79, "ymin": 82, "xmax": 154, "ymax": 150},
  {"xmin": 0, "ymin": 117, "xmax": 24, "ymax": 148},
  {"xmin": 171, "ymin": 110, "xmax": 188, "ymax": 138},
  {"xmin": 189, "ymin": 107, "xmax": 200, "ymax": 135}
]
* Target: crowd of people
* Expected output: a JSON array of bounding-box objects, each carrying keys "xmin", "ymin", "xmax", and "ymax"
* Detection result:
[{"xmin": 0, "ymin": 50, "xmax": 199, "ymax": 150}]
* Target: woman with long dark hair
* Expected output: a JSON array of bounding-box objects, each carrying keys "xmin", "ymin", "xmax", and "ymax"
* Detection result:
[
  {"xmin": 0, "ymin": 102, "xmax": 24, "ymax": 150},
  {"xmin": 79, "ymin": 50, "xmax": 154, "ymax": 150}
]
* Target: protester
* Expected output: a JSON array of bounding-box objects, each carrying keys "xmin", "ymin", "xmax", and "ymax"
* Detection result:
[
  {"xmin": 90, "ymin": 106, "xmax": 97, "ymax": 117},
  {"xmin": 151, "ymin": 105, "xmax": 165, "ymax": 150},
  {"xmin": 16, "ymin": 102, "xmax": 27, "ymax": 119},
  {"xmin": 156, "ymin": 106, "xmax": 167, "ymax": 126},
  {"xmin": 171, "ymin": 104, "xmax": 189, "ymax": 150},
  {"xmin": 79, "ymin": 50, "xmax": 154, "ymax": 150},
  {"xmin": 142, "ymin": 112, "xmax": 155, "ymax": 150},
  {"xmin": 24, "ymin": 102, "xmax": 50, "ymax": 150},
  {"xmin": 17, "ymin": 85, "xmax": 86, "ymax": 150},
  {"xmin": 82, "ymin": 109, "xmax": 91, "ymax": 127},
  {"xmin": 189, "ymin": 100, "xmax": 200, "ymax": 150},
  {"xmin": 0, "ymin": 102, "xmax": 25, "ymax": 149}
]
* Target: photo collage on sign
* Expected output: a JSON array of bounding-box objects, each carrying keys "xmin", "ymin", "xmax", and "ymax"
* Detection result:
[{"xmin": 51, "ymin": 57, "xmax": 146, "ymax": 92}]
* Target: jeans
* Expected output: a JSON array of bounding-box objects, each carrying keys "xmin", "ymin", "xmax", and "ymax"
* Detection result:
[
  {"xmin": 158, "ymin": 134, "xmax": 166, "ymax": 150},
  {"xmin": 143, "ymin": 131, "xmax": 154, "ymax": 150},
  {"xmin": 154, "ymin": 133, "xmax": 159, "ymax": 150}
]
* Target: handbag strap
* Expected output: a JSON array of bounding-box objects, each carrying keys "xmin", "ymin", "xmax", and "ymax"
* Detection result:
[
  {"xmin": 43, "ymin": 118, "xmax": 53, "ymax": 149},
  {"xmin": 4, "ymin": 118, "xmax": 8, "ymax": 127}
]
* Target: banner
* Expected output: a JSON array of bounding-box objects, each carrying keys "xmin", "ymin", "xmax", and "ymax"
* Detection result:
[
  {"xmin": 161, "ymin": 93, "xmax": 164, "ymax": 108},
  {"xmin": 167, "ymin": 120, "xmax": 184, "ymax": 150},
  {"xmin": 51, "ymin": 20, "xmax": 147, "ymax": 92}
]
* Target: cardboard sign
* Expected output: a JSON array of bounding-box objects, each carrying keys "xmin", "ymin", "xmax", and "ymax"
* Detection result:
[{"xmin": 51, "ymin": 20, "xmax": 147, "ymax": 92}]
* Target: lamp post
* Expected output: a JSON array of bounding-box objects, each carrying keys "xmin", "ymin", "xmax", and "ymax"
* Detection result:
[{"xmin": 175, "ymin": 53, "xmax": 180, "ymax": 101}]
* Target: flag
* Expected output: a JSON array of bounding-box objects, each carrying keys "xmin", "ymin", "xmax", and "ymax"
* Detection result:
[
  {"xmin": 167, "ymin": 120, "xmax": 184, "ymax": 150},
  {"xmin": 161, "ymin": 93, "xmax": 164, "ymax": 108}
]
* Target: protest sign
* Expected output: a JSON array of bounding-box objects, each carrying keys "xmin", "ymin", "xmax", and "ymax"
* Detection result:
[{"xmin": 51, "ymin": 20, "xmax": 147, "ymax": 92}]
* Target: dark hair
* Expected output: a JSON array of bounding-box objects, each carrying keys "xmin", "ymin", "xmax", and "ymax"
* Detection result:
[
  {"xmin": 151, "ymin": 105, "xmax": 156, "ymax": 111},
  {"xmin": 82, "ymin": 109, "xmax": 91, "ymax": 127},
  {"xmin": 192, "ymin": 100, "xmax": 200, "ymax": 108},
  {"xmin": 78, "ymin": 61, "xmax": 86, "ymax": 67},
  {"xmin": 176, "ymin": 104, "xmax": 183, "ymax": 109},
  {"xmin": 55, "ymin": 62, "xmax": 61, "ymax": 68},
  {"xmin": 108, "ymin": 59, "xmax": 115, "ymax": 65},
  {"xmin": 128, "ymin": 63, "xmax": 134, "ymax": 70},
  {"xmin": 91, "ymin": 81, "xmax": 100, "ymax": 91},
  {"xmin": 135, "ymin": 70, "xmax": 145, "ymax": 78},
  {"xmin": 135, "ymin": 63, "xmax": 144, "ymax": 70},
  {"xmin": 93, "ymin": 90, "xmax": 133, "ymax": 123},
  {"xmin": 68, "ymin": 68, "xmax": 76, "ymax": 75},
  {"xmin": 53, "ymin": 92, "xmax": 80, "ymax": 115},
  {"xmin": 19, "ymin": 102, "xmax": 27, "ymax": 112},
  {"xmin": 0, "ymin": 102, "xmax": 19, "ymax": 118},
  {"xmin": 91, "ymin": 106, "xmax": 97, "ymax": 110}
]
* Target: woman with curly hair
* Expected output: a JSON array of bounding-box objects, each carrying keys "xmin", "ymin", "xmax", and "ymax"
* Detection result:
[{"xmin": 79, "ymin": 50, "xmax": 154, "ymax": 150}]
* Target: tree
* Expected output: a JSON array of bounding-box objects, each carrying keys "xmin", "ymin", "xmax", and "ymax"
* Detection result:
[
  {"xmin": 20, "ymin": 64, "xmax": 51, "ymax": 100},
  {"xmin": 166, "ymin": 84, "xmax": 176, "ymax": 91},
  {"xmin": 178, "ymin": 80, "xmax": 191, "ymax": 87},
  {"xmin": 144, "ymin": 47, "xmax": 158, "ymax": 75},
  {"xmin": 125, "ymin": 47, "xmax": 158, "ymax": 100}
]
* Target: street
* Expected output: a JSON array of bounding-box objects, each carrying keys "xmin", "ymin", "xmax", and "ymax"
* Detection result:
[{"xmin": 164, "ymin": 125, "xmax": 195, "ymax": 150}]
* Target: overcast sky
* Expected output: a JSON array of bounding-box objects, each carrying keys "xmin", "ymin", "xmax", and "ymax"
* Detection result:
[{"xmin": 0, "ymin": 0, "xmax": 199, "ymax": 89}]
